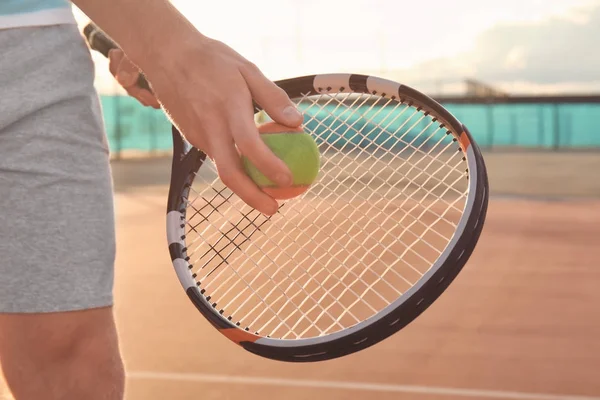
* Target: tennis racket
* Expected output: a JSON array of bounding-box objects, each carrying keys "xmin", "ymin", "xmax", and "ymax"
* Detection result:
[{"xmin": 84, "ymin": 23, "xmax": 489, "ymax": 363}]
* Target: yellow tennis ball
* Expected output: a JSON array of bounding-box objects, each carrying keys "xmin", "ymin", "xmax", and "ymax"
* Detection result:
[{"xmin": 242, "ymin": 121, "xmax": 320, "ymax": 200}]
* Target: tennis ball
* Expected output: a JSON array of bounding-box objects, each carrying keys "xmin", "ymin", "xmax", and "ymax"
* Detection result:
[{"xmin": 242, "ymin": 121, "xmax": 320, "ymax": 200}]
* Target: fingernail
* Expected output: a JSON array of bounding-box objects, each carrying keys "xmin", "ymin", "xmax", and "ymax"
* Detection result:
[
  {"xmin": 266, "ymin": 201, "xmax": 279, "ymax": 216},
  {"xmin": 283, "ymin": 105, "xmax": 302, "ymax": 121},
  {"xmin": 275, "ymin": 173, "xmax": 292, "ymax": 187}
]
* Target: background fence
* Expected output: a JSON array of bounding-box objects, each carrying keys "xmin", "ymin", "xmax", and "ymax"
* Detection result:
[
  {"xmin": 100, "ymin": 94, "xmax": 600, "ymax": 157},
  {"xmin": 440, "ymin": 95, "xmax": 600, "ymax": 150}
]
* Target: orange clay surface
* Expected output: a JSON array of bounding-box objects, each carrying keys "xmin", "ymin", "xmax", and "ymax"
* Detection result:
[{"xmin": 1, "ymin": 152, "xmax": 599, "ymax": 400}]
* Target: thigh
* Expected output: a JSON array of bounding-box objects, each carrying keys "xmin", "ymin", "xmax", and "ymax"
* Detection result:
[{"xmin": 0, "ymin": 25, "xmax": 116, "ymax": 313}]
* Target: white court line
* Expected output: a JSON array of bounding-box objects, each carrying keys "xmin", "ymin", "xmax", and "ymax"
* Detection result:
[{"xmin": 127, "ymin": 371, "xmax": 600, "ymax": 400}]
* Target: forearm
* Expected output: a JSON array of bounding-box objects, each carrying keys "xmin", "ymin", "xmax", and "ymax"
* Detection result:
[
  {"xmin": 74, "ymin": 0, "xmax": 302, "ymax": 216},
  {"xmin": 72, "ymin": 0, "xmax": 202, "ymax": 68}
]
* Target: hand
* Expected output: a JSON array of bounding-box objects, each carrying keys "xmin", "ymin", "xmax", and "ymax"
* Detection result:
[
  {"xmin": 139, "ymin": 37, "xmax": 304, "ymax": 216},
  {"xmin": 108, "ymin": 49, "xmax": 160, "ymax": 109},
  {"xmin": 73, "ymin": 0, "xmax": 302, "ymax": 216}
]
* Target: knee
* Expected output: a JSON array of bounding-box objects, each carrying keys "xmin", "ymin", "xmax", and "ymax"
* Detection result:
[
  {"xmin": 0, "ymin": 307, "xmax": 124, "ymax": 397},
  {"xmin": 54, "ymin": 323, "xmax": 125, "ymax": 383}
]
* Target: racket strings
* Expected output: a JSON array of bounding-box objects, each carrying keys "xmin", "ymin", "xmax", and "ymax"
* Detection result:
[
  {"xmin": 240, "ymin": 162, "xmax": 464, "ymax": 338},
  {"xmin": 216, "ymin": 203, "xmax": 380, "ymax": 335},
  {"xmin": 201, "ymin": 183, "xmax": 408, "ymax": 337},
  {"xmin": 185, "ymin": 188, "xmax": 354, "ymax": 335},
  {"xmin": 299, "ymin": 93, "xmax": 467, "ymax": 254},
  {"xmin": 192, "ymin": 164, "xmax": 460, "ymax": 336},
  {"xmin": 187, "ymin": 202, "xmax": 324, "ymax": 334},
  {"xmin": 188, "ymin": 174, "xmax": 412, "ymax": 334},
  {"xmin": 302, "ymin": 92, "xmax": 466, "ymax": 202},
  {"xmin": 184, "ymin": 181, "xmax": 390, "ymax": 336},
  {"xmin": 181, "ymin": 92, "xmax": 469, "ymax": 339},
  {"xmin": 300, "ymin": 101, "xmax": 463, "ymax": 250}
]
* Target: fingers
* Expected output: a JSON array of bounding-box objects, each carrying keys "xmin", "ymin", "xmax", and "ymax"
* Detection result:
[
  {"xmin": 126, "ymin": 86, "xmax": 161, "ymax": 109},
  {"xmin": 180, "ymin": 89, "xmax": 288, "ymax": 215},
  {"xmin": 227, "ymin": 94, "xmax": 292, "ymax": 188},
  {"xmin": 209, "ymin": 129, "xmax": 280, "ymax": 216},
  {"xmin": 108, "ymin": 49, "xmax": 124, "ymax": 79},
  {"xmin": 240, "ymin": 63, "xmax": 303, "ymax": 128},
  {"xmin": 108, "ymin": 49, "xmax": 138, "ymax": 87},
  {"xmin": 108, "ymin": 49, "xmax": 160, "ymax": 109}
]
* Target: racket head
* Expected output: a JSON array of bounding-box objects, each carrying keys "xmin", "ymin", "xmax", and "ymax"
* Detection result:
[{"xmin": 167, "ymin": 73, "xmax": 488, "ymax": 362}]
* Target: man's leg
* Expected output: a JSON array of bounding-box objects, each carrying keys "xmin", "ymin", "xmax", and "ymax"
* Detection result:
[
  {"xmin": 0, "ymin": 24, "xmax": 121, "ymax": 399},
  {"xmin": 0, "ymin": 308, "xmax": 124, "ymax": 400}
]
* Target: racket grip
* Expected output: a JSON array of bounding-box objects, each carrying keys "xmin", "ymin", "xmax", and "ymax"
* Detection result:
[{"xmin": 83, "ymin": 22, "xmax": 152, "ymax": 92}]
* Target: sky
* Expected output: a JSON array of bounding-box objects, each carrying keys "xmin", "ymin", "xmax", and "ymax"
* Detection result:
[{"xmin": 74, "ymin": 0, "xmax": 600, "ymax": 96}]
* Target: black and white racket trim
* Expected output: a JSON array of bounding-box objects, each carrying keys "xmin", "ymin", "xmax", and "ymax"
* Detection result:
[{"xmin": 165, "ymin": 73, "xmax": 488, "ymax": 362}]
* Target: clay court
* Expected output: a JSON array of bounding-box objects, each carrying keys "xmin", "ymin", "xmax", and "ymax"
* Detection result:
[
  {"xmin": 2, "ymin": 151, "xmax": 599, "ymax": 400},
  {"xmin": 106, "ymin": 152, "xmax": 600, "ymax": 399}
]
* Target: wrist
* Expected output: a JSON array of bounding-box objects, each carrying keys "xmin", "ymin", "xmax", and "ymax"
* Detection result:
[
  {"xmin": 126, "ymin": 11, "xmax": 207, "ymax": 66},
  {"xmin": 130, "ymin": 29, "xmax": 212, "ymax": 93},
  {"xmin": 74, "ymin": 0, "xmax": 207, "ymax": 70}
]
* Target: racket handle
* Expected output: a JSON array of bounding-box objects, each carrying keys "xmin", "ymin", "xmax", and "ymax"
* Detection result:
[{"xmin": 83, "ymin": 22, "xmax": 152, "ymax": 92}]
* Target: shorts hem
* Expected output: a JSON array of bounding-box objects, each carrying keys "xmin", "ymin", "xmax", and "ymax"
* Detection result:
[{"xmin": 0, "ymin": 295, "xmax": 114, "ymax": 314}]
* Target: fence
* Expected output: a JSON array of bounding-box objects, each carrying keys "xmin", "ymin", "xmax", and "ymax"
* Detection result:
[
  {"xmin": 100, "ymin": 95, "xmax": 172, "ymax": 157},
  {"xmin": 100, "ymin": 94, "xmax": 600, "ymax": 157},
  {"xmin": 438, "ymin": 95, "xmax": 600, "ymax": 150}
]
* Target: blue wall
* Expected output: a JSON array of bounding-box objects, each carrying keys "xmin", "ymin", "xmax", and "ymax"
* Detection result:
[
  {"xmin": 444, "ymin": 103, "xmax": 600, "ymax": 149},
  {"xmin": 99, "ymin": 96, "xmax": 600, "ymax": 154}
]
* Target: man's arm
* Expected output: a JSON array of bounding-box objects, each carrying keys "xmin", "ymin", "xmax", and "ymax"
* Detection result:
[
  {"xmin": 72, "ymin": 0, "xmax": 303, "ymax": 216},
  {"xmin": 73, "ymin": 0, "xmax": 195, "ymax": 67}
]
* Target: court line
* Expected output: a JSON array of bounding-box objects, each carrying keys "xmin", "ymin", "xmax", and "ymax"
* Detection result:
[{"xmin": 127, "ymin": 371, "xmax": 600, "ymax": 400}]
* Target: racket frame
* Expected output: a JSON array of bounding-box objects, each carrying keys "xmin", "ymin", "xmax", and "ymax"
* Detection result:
[{"xmin": 166, "ymin": 73, "xmax": 489, "ymax": 362}]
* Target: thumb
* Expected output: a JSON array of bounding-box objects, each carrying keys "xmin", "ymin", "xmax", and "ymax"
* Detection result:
[{"xmin": 240, "ymin": 64, "xmax": 303, "ymax": 128}]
